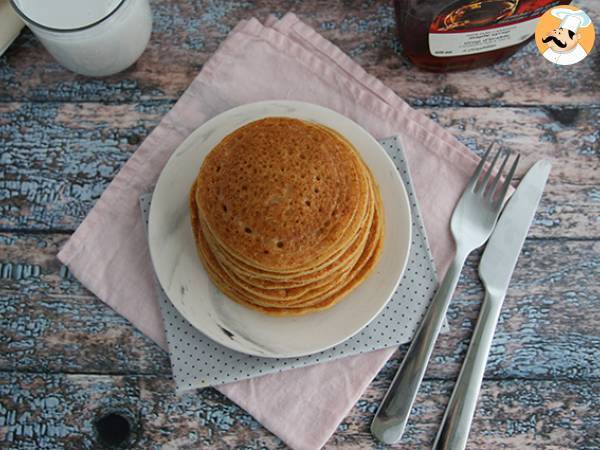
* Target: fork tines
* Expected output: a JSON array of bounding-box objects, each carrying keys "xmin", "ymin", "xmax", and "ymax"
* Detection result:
[{"xmin": 471, "ymin": 142, "xmax": 520, "ymax": 208}]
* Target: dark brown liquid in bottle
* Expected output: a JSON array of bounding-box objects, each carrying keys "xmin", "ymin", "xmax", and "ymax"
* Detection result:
[{"xmin": 395, "ymin": 0, "xmax": 572, "ymax": 72}]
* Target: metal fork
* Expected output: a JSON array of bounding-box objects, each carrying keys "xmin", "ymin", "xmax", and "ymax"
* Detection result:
[{"xmin": 371, "ymin": 143, "xmax": 519, "ymax": 445}]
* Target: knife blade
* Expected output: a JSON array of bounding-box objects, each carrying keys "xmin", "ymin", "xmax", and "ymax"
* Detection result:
[
  {"xmin": 479, "ymin": 159, "xmax": 552, "ymax": 290},
  {"xmin": 433, "ymin": 159, "xmax": 551, "ymax": 450}
]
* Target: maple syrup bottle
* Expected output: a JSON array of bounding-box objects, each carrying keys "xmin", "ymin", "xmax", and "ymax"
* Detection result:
[{"xmin": 395, "ymin": 0, "xmax": 572, "ymax": 71}]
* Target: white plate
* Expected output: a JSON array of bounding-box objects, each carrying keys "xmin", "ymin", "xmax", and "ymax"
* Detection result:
[{"xmin": 148, "ymin": 100, "xmax": 411, "ymax": 358}]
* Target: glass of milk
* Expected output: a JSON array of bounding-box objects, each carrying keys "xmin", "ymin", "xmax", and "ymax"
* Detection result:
[{"xmin": 10, "ymin": 0, "xmax": 152, "ymax": 76}]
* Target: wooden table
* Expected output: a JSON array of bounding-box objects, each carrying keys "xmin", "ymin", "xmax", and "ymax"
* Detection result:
[{"xmin": 1, "ymin": 1, "xmax": 598, "ymax": 448}]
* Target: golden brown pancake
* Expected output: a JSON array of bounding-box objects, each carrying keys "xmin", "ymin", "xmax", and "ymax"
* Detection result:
[
  {"xmin": 189, "ymin": 117, "xmax": 385, "ymax": 316},
  {"xmin": 189, "ymin": 184, "xmax": 384, "ymax": 314},
  {"xmin": 190, "ymin": 180, "xmax": 376, "ymax": 305},
  {"xmin": 197, "ymin": 186, "xmax": 371, "ymax": 284},
  {"xmin": 196, "ymin": 176, "xmax": 375, "ymax": 291},
  {"xmin": 195, "ymin": 117, "xmax": 370, "ymax": 272}
]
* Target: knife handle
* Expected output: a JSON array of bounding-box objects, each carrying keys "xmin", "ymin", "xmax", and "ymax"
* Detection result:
[{"xmin": 433, "ymin": 289, "xmax": 503, "ymax": 450}]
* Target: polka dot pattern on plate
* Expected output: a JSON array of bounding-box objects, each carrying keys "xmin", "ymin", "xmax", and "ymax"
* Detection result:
[{"xmin": 140, "ymin": 136, "xmax": 444, "ymax": 392}]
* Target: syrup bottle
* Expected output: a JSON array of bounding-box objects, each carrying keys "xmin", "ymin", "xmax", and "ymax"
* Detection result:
[{"xmin": 395, "ymin": 0, "xmax": 572, "ymax": 71}]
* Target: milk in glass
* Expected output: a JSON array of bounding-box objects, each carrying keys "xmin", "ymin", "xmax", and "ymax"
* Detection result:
[{"xmin": 12, "ymin": 0, "xmax": 152, "ymax": 76}]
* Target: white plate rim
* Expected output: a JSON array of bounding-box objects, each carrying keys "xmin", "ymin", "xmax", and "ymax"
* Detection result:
[{"xmin": 148, "ymin": 100, "xmax": 412, "ymax": 358}]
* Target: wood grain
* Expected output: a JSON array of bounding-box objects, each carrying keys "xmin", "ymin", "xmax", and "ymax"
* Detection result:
[
  {"xmin": 1, "ymin": 233, "xmax": 598, "ymax": 381},
  {"xmin": 1, "ymin": 104, "xmax": 598, "ymax": 237},
  {"xmin": 1, "ymin": 372, "xmax": 598, "ymax": 449},
  {"xmin": 0, "ymin": 0, "xmax": 598, "ymax": 106}
]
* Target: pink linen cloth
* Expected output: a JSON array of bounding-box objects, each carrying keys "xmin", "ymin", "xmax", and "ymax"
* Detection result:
[{"xmin": 58, "ymin": 14, "xmax": 482, "ymax": 450}]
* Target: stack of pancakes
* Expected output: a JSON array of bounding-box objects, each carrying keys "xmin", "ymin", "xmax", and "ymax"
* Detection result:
[{"xmin": 189, "ymin": 117, "xmax": 384, "ymax": 316}]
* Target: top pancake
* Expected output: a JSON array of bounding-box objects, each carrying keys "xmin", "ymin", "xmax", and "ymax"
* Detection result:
[{"xmin": 195, "ymin": 117, "xmax": 370, "ymax": 272}]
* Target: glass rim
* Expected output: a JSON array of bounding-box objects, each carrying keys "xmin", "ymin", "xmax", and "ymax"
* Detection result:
[{"xmin": 9, "ymin": 0, "xmax": 127, "ymax": 33}]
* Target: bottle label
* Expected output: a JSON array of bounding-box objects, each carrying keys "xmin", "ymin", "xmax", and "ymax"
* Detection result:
[{"xmin": 429, "ymin": 0, "xmax": 562, "ymax": 57}]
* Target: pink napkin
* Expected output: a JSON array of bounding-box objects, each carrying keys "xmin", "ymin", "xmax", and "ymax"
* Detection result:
[{"xmin": 58, "ymin": 14, "xmax": 482, "ymax": 450}]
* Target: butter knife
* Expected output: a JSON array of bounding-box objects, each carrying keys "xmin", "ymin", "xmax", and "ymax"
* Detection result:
[{"xmin": 434, "ymin": 159, "xmax": 552, "ymax": 450}]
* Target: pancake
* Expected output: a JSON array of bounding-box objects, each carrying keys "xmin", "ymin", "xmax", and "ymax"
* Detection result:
[
  {"xmin": 190, "ymin": 179, "xmax": 384, "ymax": 314},
  {"xmin": 191, "ymin": 178, "xmax": 375, "ymax": 303},
  {"xmin": 189, "ymin": 117, "xmax": 385, "ymax": 316},
  {"xmin": 195, "ymin": 117, "xmax": 370, "ymax": 272},
  {"xmin": 197, "ymin": 188, "xmax": 370, "ymax": 284},
  {"xmin": 196, "ymin": 172, "xmax": 375, "ymax": 286}
]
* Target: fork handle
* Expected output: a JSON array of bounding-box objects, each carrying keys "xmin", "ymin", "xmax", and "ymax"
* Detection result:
[
  {"xmin": 433, "ymin": 289, "xmax": 503, "ymax": 450},
  {"xmin": 371, "ymin": 250, "xmax": 468, "ymax": 445}
]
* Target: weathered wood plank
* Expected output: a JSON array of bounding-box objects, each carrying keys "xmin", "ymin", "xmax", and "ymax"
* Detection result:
[
  {"xmin": 0, "ymin": 372, "xmax": 598, "ymax": 449},
  {"xmin": 429, "ymin": 107, "xmax": 600, "ymax": 185},
  {"xmin": 1, "ymin": 104, "xmax": 598, "ymax": 236},
  {"xmin": 0, "ymin": 234, "xmax": 169, "ymax": 375},
  {"xmin": 0, "ymin": 0, "xmax": 598, "ymax": 106},
  {"xmin": 0, "ymin": 102, "xmax": 167, "ymax": 230},
  {"xmin": 0, "ymin": 372, "xmax": 286, "ymax": 449},
  {"xmin": 1, "ymin": 233, "xmax": 598, "ymax": 381},
  {"xmin": 338, "ymin": 376, "xmax": 600, "ymax": 450}
]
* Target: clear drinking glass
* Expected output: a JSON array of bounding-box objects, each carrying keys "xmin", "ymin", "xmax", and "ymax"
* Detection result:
[{"xmin": 10, "ymin": 0, "xmax": 152, "ymax": 76}]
